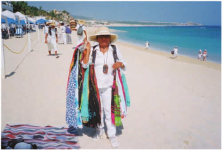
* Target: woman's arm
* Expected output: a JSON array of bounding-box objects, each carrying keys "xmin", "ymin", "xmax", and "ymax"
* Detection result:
[
  {"xmin": 112, "ymin": 46, "xmax": 126, "ymax": 71},
  {"xmin": 82, "ymin": 41, "xmax": 92, "ymax": 68}
]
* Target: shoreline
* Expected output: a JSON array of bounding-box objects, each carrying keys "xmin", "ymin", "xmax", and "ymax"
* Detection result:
[
  {"xmin": 106, "ymin": 23, "xmax": 204, "ymax": 27},
  {"xmin": 108, "ymin": 29, "xmax": 221, "ymax": 69},
  {"xmin": 116, "ymin": 39, "xmax": 221, "ymax": 71}
]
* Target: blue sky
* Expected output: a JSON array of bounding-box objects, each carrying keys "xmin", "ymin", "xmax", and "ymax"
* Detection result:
[{"xmin": 28, "ymin": 1, "xmax": 221, "ymax": 25}]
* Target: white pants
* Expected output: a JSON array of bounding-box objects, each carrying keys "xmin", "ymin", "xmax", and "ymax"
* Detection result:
[
  {"xmin": 62, "ymin": 33, "xmax": 66, "ymax": 44},
  {"xmin": 174, "ymin": 53, "xmax": 178, "ymax": 58},
  {"xmin": 97, "ymin": 87, "xmax": 116, "ymax": 138}
]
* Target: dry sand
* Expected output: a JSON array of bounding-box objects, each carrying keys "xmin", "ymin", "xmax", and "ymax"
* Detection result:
[{"xmin": 1, "ymin": 27, "xmax": 221, "ymax": 149}]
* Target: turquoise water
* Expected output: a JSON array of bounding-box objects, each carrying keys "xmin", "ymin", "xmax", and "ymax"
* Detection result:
[{"xmin": 109, "ymin": 26, "xmax": 221, "ymax": 63}]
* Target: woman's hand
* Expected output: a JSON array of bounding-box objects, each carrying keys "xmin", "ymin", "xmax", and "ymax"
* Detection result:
[
  {"xmin": 56, "ymin": 38, "xmax": 58, "ymax": 43},
  {"xmin": 112, "ymin": 62, "xmax": 124, "ymax": 70}
]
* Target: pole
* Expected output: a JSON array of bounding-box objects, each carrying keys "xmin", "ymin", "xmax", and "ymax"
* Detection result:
[
  {"xmin": 26, "ymin": 16, "xmax": 32, "ymax": 51},
  {"xmin": 1, "ymin": 39, "xmax": 6, "ymax": 79},
  {"xmin": 37, "ymin": 23, "xmax": 40, "ymax": 42},
  {"xmin": 43, "ymin": 25, "xmax": 45, "ymax": 43}
]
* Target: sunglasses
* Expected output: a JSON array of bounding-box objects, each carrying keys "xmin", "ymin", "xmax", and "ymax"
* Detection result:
[{"xmin": 97, "ymin": 35, "xmax": 110, "ymax": 39}]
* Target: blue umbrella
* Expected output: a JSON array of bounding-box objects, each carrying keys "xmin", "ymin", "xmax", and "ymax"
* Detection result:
[
  {"xmin": 36, "ymin": 18, "xmax": 48, "ymax": 24},
  {"xmin": 29, "ymin": 21, "xmax": 34, "ymax": 24},
  {"xmin": 1, "ymin": 17, "xmax": 16, "ymax": 24},
  {"xmin": 16, "ymin": 19, "xmax": 26, "ymax": 25},
  {"xmin": 1, "ymin": 19, "xmax": 6, "ymax": 23}
]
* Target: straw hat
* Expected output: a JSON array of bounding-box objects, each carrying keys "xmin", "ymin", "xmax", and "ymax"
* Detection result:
[
  {"xmin": 78, "ymin": 20, "xmax": 85, "ymax": 25},
  {"xmin": 50, "ymin": 22, "xmax": 57, "ymax": 27},
  {"xmin": 46, "ymin": 22, "xmax": 51, "ymax": 25},
  {"xmin": 89, "ymin": 27, "xmax": 118, "ymax": 43}
]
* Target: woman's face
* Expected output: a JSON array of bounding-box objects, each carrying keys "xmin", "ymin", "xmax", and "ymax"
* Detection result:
[{"xmin": 97, "ymin": 35, "xmax": 111, "ymax": 48}]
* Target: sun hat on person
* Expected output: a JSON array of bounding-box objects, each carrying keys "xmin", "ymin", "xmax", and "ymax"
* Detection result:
[
  {"xmin": 50, "ymin": 22, "xmax": 57, "ymax": 27},
  {"xmin": 46, "ymin": 22, "xmax": 51, "ymax": 25},
  {"xmin": 78, "ymin": 20, "xmax": 85, "ymax": 25},
  {"xmin": 89, "ymin": 27, "xmax": 118, "ymax": 43}
]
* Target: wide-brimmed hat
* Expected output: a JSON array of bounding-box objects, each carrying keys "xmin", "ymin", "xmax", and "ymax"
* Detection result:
[
  {"xmin": 78, "ymin": 20, "xmax": 85, "ymax": 25},
  {"xmin": 50, "ymin": 22, "xmax": 57, "ymax": 27},
  {"xmin": 46, "ymin": 22, "xmax": 51, "ymax": 25},
  {"xmin": 89, "ymin": 27, "xmax": 118, "ymax": 43}
]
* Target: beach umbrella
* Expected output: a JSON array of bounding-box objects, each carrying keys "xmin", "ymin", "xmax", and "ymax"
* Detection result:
[
  {"xmin": 1, "ymin": 10, "xmax": 15, "ymax": 20},
  {"xmin": 16, "ymin": 20, "xmax": 26, "ymax": 25},
  {"xmin": 14, "ymin": 12, "xmax": 27, "ymax": 23},
  {"xmin": 28, "ymin": 17, "xmax": 36, "ymax": 24},
  {"xmin": 1, "ymin": 19, "xmax": 6, "ymax": 23},
  {"xmin": 36, "ymin": 18, "xmax": 48, "ymax": 24}
]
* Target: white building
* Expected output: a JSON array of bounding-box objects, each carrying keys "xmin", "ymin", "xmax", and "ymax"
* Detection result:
[{"xmin": 2, "ymin": 1, "xmax": 13, "ymax": 12}]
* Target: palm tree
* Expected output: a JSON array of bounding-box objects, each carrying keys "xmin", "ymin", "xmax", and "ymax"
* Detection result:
[{"xmin": 39, "ymin": 6, "xmax": 42, "ymax": 16}]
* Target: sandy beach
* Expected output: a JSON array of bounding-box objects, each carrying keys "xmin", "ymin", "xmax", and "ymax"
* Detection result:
[{"xmin": 1, "ymin": 27, "xmax": 221, "ymax": 149}]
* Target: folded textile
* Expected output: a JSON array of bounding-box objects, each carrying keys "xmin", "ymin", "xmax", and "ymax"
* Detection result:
[{"xmin": 1, "ymin": 124, "xmax": 80, "ymax": 149}]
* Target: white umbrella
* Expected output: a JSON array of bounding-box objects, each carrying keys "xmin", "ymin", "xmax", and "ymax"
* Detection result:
[
  {"xmin": 15, "ymin": 12, "xmax": 27, "ymax": 23},
  {"xmin": 1, "ymin": 10, "xmax": 15, "ymax": 19},
  {"xmin": 1, "ymin": 10, "xmax": 16, "ymax": 38},
  {"xmin": 28, "ymin": 17, "xmax": 36, "ymax": 24}
]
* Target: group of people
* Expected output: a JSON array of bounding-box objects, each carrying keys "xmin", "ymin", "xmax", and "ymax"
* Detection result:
[
  {"xmin": 171, "ymin": 46, "xmax": 208, "ymax": 61},
  {"xmin": 44, "ymin": 20, "xmax": 87, "ymax": 58},
  {"xmin": 198, "ymin": 49, "xmax": 208, "ymax": 61},
  {"xmin": 1, "ymin": 23, "xmax": 35, "ymax": 39}
]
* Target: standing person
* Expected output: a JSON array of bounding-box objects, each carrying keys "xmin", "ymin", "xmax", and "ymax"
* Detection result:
[
  {"xmin": 82, "ymin": 27, "xmax": 127, "ymax": 148},
  {"xmin": 173, "ymin": 46, "xmax": 178, "ymax": 58},
  {"xmin": 145, "ymin": 41, "xmax": 149, "ymax": 49},
  {"xmin": 57, "ymin": 22, "xmax": 63, "ymax": 44},
  {"xmin": 45, "ymin": 22, "xmax": 59, "ymax": 58},
  {"xmin": 203, "ymin": 49, "xmax": 207, "ymax": 61},
  {"xmin": 198, "ymin": 49, "xmax": 202, "ymax": 60},
  {"xmin": 66, "ymin": 25, "xmax": 72, "ymax": 44},
  {"xmin": 73, "ymin": 20, "xmax": 87, "ymax": 46},
  {"xmin": 60, "ymin": 22, "xmax": 66, "ymax": 44}
]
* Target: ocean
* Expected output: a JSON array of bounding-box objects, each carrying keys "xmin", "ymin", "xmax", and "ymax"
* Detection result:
[{"xmin": 109, "ymin": 26, "xmax": 221, "ymax": 64}]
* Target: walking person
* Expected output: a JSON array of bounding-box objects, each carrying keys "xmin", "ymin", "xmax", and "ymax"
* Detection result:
[
  {"xmin": 203, "ymin": 49, "xmax": 207, "ymax": 61},
  {"xmin": 60, "ymin": 22, "xmax": 66, "ymax": 44},
  {"xmin": 66, "ymin": 25, "xmax": 72, "ymax": 44},
  {"xmin": 45, "ymin": 22, "xmax": 59, "ymax": 58},
  {"xmin": 173, "ymin": 46, "xmax": 178, "ymax": 58},
  {"xmin": 145, "ymin": 41, "xmax": 149, "ymax": 49},
  {"xmin": 73, "ymin": 20, "xmax": 87, "ymax": 46},
  {"xmin": 198, "ymin": 49, "xmax": 202, "ymax": 60}
]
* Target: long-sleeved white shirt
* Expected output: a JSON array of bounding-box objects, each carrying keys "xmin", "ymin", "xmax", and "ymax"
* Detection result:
[{"xmin": 82, "ymin": 44, "xmax": 126, "ymax": 89}]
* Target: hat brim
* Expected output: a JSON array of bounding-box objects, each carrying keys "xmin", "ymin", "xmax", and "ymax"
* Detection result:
[{"xmin": 89, "ymin": 33, "xmax": 118, "ymax": 43}]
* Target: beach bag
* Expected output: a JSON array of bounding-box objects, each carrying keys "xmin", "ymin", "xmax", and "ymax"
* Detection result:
[
  {"xmin": 77, "ymin": 25, "xmax": 83, "ymax": 35},
  {"xmin": 171, "ymin": 50, "xmax": 174, "ymax": 55}
]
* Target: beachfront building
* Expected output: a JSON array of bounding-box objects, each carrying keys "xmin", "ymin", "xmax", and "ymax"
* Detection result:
[{"xmin": 2, "ymin": 1, "xmax": 13, "ymax": 12}]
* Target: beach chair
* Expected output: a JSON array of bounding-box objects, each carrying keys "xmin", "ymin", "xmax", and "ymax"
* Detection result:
[{"xmin": 15, "ymin": 27, "xmax": 24, "ymax": 38}]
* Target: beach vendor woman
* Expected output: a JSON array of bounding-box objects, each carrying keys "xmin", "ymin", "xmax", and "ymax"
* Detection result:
[{"xmin": 66, "ymin": 27, "xmax": 130, "ymax": 148}]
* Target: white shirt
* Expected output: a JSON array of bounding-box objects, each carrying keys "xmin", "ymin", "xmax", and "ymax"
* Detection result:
[
  {"xmin": 82, "ymin": 44, "xmax": 126, "ymax": 89},
  {"xmin": 47, "ymin": 28, "xmax": 57, "ymax": 43},
  {"xmin": 174, "ymin": 48, "xmax": 178, "ymax": 54},
  {"xmin": 60, "ymin": 26, "xmax": 66, "ymax": 33},
  {"xmin": 145, "ymin": 42, "xmax": 149, "ymax": 47}
]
